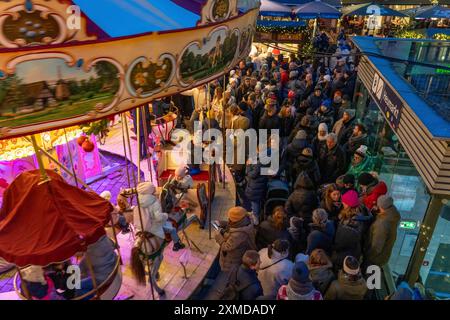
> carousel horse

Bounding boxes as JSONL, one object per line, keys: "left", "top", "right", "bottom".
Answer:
{"left": 130, "top": 231, "right": 166, "bottom": 296}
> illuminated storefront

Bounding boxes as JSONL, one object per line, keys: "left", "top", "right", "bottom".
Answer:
{"left": 352, "top": 36, "right": 450, "bottom": 299}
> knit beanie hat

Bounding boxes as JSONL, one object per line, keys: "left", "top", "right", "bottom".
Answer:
{"left": 355, "top": 145, "right": 368, "bottom": 158}
{"left": 137, "top": 182, "right": 156, "bottom": 195}
{"left": 341, "top": 190, "right": 360, "bottom": 208}
{"left": 100, "top": 190, "right": 112, "bottom": 201}
{"left": 377, "top": 195, "right": 394, "bottom": 210}
{"left": 175, "top": 166, "right": 188, "bottom": 178}
{"left": 324, "top": 74, "right": 331, "bottom": 82}
{"left": 295, "top": 130, "right": 307, "bottom": 140}
{"left": 343, "top": 256, "right": 360, "bottom": 276}
{"left": 292, "top": 261, "right": 310, "bottom": 283}
{"left": 228, "top": 206, "right": 248, "bottom": 223}
{"left": 358, "top": 172, "right": 375, "bottom": 186}
{"left": 318, "top": 122, "right": 328, "bottom": 133}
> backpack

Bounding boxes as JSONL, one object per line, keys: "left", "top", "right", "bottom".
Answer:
{"left": 220, "top": 267, "right": 258, "bottom": 300}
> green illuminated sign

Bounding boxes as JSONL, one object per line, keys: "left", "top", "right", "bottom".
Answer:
{"left": 436, "top": 64, "right": 450, "bottom": 74}
{"left": 400, "top": 221, "right": 417, "bottom": 230}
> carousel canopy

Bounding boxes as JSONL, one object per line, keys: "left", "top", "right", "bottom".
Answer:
{"left": 260, "top": 0, "right": 293, "bottom": 17}
{"left": 341, "top": 2, "right": 408, "bottom": 17}
{"left": 73, "top": 0, "right": 205, "bottom": 37}
{"left": 272, "top": 0, "right": 342, "bottom": 8}
{"left": 294, "top": 0, "right": 342, "bottom": 19}
{"left": 0, "top": 170, "right": 112, "bottom": 267}
{"left": 401, "top": 5, "right": 450, "bottom": 19}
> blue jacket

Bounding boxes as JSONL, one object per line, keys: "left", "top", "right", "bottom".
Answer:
{"left": 306, "top": 221, "right": 336, "bottom": 255}
{"left": 245, "top": 163, "right": 268, "bottom": 202}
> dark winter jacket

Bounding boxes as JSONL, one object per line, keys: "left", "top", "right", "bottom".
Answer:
{"left": 308, "top": 262, "right": 336, "bottom": 295}
{"left": 365, "top": 206, "right": 401, "bottom": 267}
{"left": 312, "top": 137, "right": 327, "bottom": 160}
{"left": 324, "top": 270, "right": 368, "bottom": 300}
{"left": 280, "top": 116, "right": 295, "bottom": 138}
{"left": 318, "top": 144, "right": 347, "bottom": 184}
{"left": 287, "top": 138, "right": 310, "bottom": 161}
{"left": 314, "top": 108, "right": 335, "bottom": 130}
{"left": 306, "top": 93, "right": 323, "bottom": 112}
{"left": 344, "top": 133, "right": 368, "bottom": 158}
{"left": 245, "top": 163, "right": 268, "bottom": 202}
{"left": 331, "top": 219, "right": 363, "bottom": 269}
{"left": 285, "top": 174, "right": 318, "bottom": 224}
{"left": 259, "top": 112, "right": 281, "bottom": 132}
{"left": 294, "top": 155, "right": 321, "bottom": 189}
{"left": 306, "top": 221, "right": 336, "bottom": 255}
{"left": 320, "top": 199, "right": 342, "bottom": 222}
{"left": 251, "top": 103, "right": 265, "bottom": 130}
{"left": 333, "top": 116, "right": 355, "bottom": 146}
{"left": 234, "top": 264, "right": 264, "bottom": 300}
{"left": 256, "top": 216, "right": 290, "bottom": 251}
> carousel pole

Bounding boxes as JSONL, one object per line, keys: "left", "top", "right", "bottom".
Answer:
{"left": 222, "top": 74, "right": 226, "bottom": 190}
{"left": 207, "top": 82, "right": 212, "bottom": 240}
{"left": 120, "top": 113, "right": 133, "bottom": 203}
{"left": 24, "top": 137, "right": 94, "bottom": 192}
{"left": 123, "top": 111, "right": 156, "bottom": 300}
{"left": 63, "top": 128, "right": 79, "bottom": 188}
{"left": 140, "top": 104, "right": 154, "bottom": 184}
{"left": 136, "top": 108, "right": 142, "bottom": 183}
{"left": 30, "top": 135, "right": 50, "bottom": 184}
{"left": 84, "top": 253, "right": 101, "bottom": 300}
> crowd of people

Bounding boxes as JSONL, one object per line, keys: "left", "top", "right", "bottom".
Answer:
{"left": 195, "top": 37, "right": 432, "bottom": 300}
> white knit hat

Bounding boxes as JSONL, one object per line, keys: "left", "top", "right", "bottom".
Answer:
{"left": 343, "top": 256, "right": 360, "bottom": 276}
{"left": 324, "top": 74, "right": 331, "bottom": 82}
{"left": 100, "top": 191, "right": 112, "bottom": 201}
{"left": 355, "top": 145, "right": 368, "bottom": 158}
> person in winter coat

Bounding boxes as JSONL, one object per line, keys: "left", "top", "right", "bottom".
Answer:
{"left": 306, "top": 87, "right": 324, "bottom": 113}
{"left": 287, "top": 216, "right": 307, "bottom": 256}
{"left": 289, "top": 114, "right": 317, "bottom": 143}
{"left": 343, "top": 70, "right": 357, "bottom": 100}
{"left": 307, "top": 249, "right": 335, "bottom": 295}
{"left": 314, "top": 101, "right": 334, "bottom": 130}
{"left": 312, "top": 123, "right": 328, "bottom": 159}
{"left": 277, "top": 261, "right": 323, "bottom": 300}
{"left": 346, "top": 145, "right": 376, "bottom": 183}
{"left": 320, "top": 183, "right": 342, "bottom": 222}
{"left": 306, "top": 209, "right": 336, "bottom": 256}
{"left": 248, "top": 92, "right": 264, "bottom": 131}
{"left": 364, "top": 195, "right": 401, "bottom": 268}
{"left": 294, "top": 147, "right": 321, "bottom": 189}
{"left": 215, "top": 207, "right": 257, "bottom": 272}
{"left": 245, "top": 161, "right": 268, "bottom": 221}
{"left": 279, "top": 105, "right": 295, "bottom": 151}
{"left": 331, "top": 190, "right": 365, "bottom": 269}
{"left": 287, "top": 130, "right": 310, "bottom": 161}
{"left": 285, "top": 172, "right": 319, "bottom": 225}
{"left": 21, "top": 265, "right": 64, "bottom": 300}
{"left": 258, "top": 240, "right": 294, "bottom": 299}
{"left": 259, "top": 104, "right": 281, "bottom": 134}
{"left": 256, "top": 206, "right": 290, "bottom": 250}
{"left": 333, "top": 111, "right": 355, "bottom": 146}
{"left": 132, "top": 182, "right": 186, "bottom": 251}
{"left": 358, "top": 172, "right": 388, "bottom": 211}
{"left": 343, "top": 123, "right": 368, "bottom": 160}
{"left": 325, "top": 256, "right": 368, "bottom": 300}
{"left": 319, "top": 133, "right": 347, "bottom": 184}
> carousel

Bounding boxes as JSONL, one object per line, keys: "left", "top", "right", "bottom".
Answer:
{"left": 0, "top": 0, "right": 259, "bottom": 300}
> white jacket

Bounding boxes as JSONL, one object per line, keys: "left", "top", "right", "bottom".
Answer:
{"left": 258, "top": 248, "right": 294, "bottom": 299}
{"left": 133, "top": 193, "right": 168, "bottom": 240}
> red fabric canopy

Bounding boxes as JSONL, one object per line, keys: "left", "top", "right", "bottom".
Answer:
{"left": 0, "top": 170, "right": 113, "bottom": 267}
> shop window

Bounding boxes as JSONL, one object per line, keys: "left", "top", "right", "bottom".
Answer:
{"left": 420, "top": 202, "right": 450, "bottom": 299}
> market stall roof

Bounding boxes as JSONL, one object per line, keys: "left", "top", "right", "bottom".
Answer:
{"left": 272, "top": 0, "right": 342, "bottom": 7}
{"left": 401, "top": 5, "right": 450, "bottom": 19}
{"left": 342, "top": 2, "right": 408, "bottom": 17}
{"left": 0, "top": 170, "right": 113, "bottom": 267}
{"left": 73, "top": 0, "right": 205, "bottom": 37}
{"left": 260, "top": 0, "right": 293, "bottom": 17}
{"left": 257, "top": 19, "right": 307, "bottom": 27}
{"left": 294, "top": 0, "right": 342, "bottom": 19}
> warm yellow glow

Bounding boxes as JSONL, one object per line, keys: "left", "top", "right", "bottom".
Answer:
{"left": 0, "top": 127, "right": 83, "bottom": 161}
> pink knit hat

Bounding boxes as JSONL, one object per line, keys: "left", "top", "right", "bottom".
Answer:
{"left": 341, "top": 190, "right": 360, "bottom": 208}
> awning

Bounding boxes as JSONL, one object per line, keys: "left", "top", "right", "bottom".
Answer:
{"left": 294, "top": 0, "right": 342, "bottom": 19}
{"left": 257, "top": 19, "right": 307, "bottom": 27}
{"left": 401, "top": 5, "right": 450, "bottom": 19}
{"left": 271, "top": 0, "right": 342, "bottom": 8}
{"left": 342, "top": 2, "right": 408, "bottom": 17}
{"left": 0, "top": 170, "right": 113, "bottom": 267}
{"left": 73, "top": 0, "right": 203, "bottom": 37}
{"left": 260, "top": 0, "right": 294, "bottom": 17}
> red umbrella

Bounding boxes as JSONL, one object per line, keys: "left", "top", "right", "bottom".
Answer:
{"left": 0, "top": 170, "right": 113, "bottom": 267}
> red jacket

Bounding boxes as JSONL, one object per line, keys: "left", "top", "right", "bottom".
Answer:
{"left": 363, "top": 181, "right": 388, "bottom": 209}
{"left": 281, "top": 71, "right": 289, "bottom": 86}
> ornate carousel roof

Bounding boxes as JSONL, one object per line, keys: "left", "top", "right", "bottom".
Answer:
{"left": 0, "top": 0, "right": 260, "bottom": 139}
